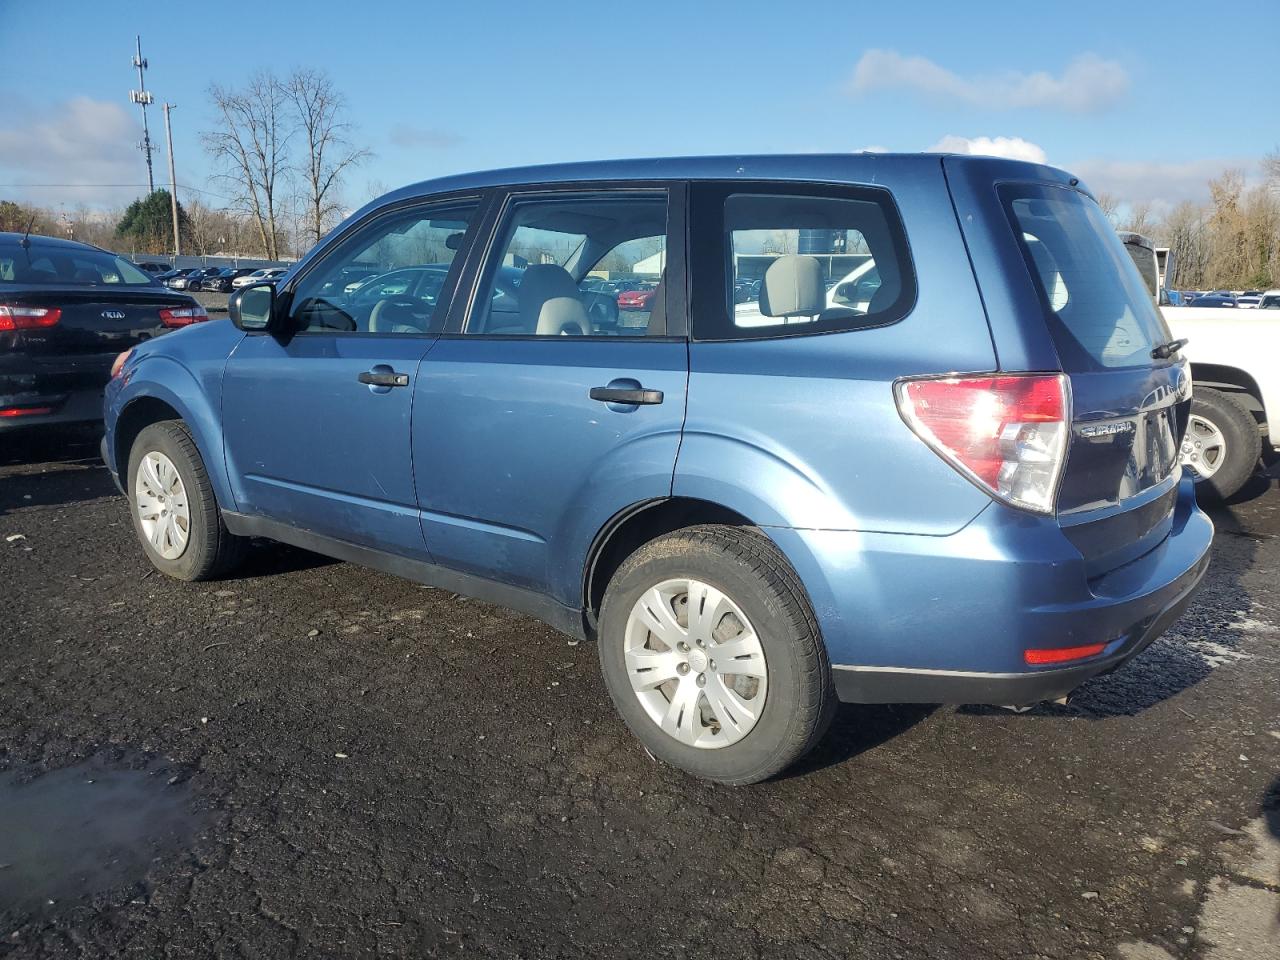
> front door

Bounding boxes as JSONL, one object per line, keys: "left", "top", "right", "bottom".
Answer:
{"left": 414, "top": 187, "right": 689, "bottom": 607}
{"left": 221, "top": 197, "right": 483, "bottom": 559}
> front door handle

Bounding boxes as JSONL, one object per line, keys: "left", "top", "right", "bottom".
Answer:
{"left": 358, "top": 370, "right": 409, "bottom": 387}
{"left": 589, "top": 386, "right": 663, "bottom": 405}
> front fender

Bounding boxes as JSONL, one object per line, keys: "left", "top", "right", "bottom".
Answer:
{"left": 109, "top": 354, "right": 236, "bottom": 511}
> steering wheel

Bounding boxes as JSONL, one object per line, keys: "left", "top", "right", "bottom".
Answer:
{"left": 368, "top": 297, "right": 430, "bottom": 334}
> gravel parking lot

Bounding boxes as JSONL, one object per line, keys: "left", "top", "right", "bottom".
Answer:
{"left": 1, "top": 429, "right": 1277, "bottom": 960}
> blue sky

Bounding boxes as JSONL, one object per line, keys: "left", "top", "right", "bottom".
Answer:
{"left": 1, "top": 0, "right": 1276, "bottom": 215}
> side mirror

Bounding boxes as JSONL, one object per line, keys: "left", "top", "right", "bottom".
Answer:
{"left": 229, "top": 282, "right": 279, "bottom": 333}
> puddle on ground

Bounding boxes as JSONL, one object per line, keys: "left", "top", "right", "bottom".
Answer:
{"left": 0, "top": 757, "right": 205, "bottom": 916}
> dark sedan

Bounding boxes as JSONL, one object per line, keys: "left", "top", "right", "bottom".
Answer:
{"left": 162, "top": 268, "right": 202, "bottom": 289}
{"left": 199, "top": 267, "right": 256, "bottom": 293}
{"left": 183, "top": 267, "right": 227, "bottom": 292}
{"left": 0, "top": 233, "right": 208, "bottom": 430}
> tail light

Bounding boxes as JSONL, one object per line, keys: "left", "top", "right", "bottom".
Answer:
{"left": 0, "top": 305, "right": 62, "bottom": 330}
{"left": 111, "top": 348, "right": 134, "bottom": 380}
{"left": 895, "top": 373, "right": 1070, "bottom": 515}
{"left": 159, "top": 304, "right": 209, "bottom": 327}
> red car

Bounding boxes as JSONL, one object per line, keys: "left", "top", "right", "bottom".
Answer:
{"left": 616, "top": 287, "right": 657, "bottom": 310}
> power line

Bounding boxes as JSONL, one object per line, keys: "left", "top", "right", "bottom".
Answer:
{"left": 0, "top": 183, "right": 241, "bottom": 204}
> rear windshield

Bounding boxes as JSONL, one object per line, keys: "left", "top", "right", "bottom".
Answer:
{"left": 0, "top": 242, "right": 154, "bottom": 286}
{"left": 1000, "top": 184, "right": 1170, "bottom": 370}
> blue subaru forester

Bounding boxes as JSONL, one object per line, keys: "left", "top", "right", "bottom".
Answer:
{"left": 102, "top": 154, "right": 1213, "bottom": 784}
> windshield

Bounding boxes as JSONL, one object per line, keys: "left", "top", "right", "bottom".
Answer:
{"left": 0, "top": 242, "right": 155, "bottom": 286}
{"left": 1000, "top": 184, "right": 1170, "bottom": 370}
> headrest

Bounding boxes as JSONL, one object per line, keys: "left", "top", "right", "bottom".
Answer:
{"left": 759, "top": 255, "right": 824, "bottom": 318}
{"left": 536, "top": 296, "right": 590, "bottom": 336}
{"left": 518, "top": 263, "right": 578, "bottom": 330}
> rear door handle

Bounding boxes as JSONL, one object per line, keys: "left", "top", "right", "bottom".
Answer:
{"left": 589, "top": 386, "right": 664, "bottom": 405}
{"left": 358, "top": 370, "right": 409, "bottom": 387}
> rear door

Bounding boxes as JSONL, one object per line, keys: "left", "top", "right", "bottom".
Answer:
{"left": 414, "top": 184, "right": 689, "bottom": 606}
{"left": 948, "top": 160, "right": 1189, "bottom": 576}
{"left": 220, "top": 196, "right": 482, "bottom": 559}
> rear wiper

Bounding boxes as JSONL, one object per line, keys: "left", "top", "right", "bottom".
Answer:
{"left": 1151, "top": 337, "right": 1189, "bottom": 360}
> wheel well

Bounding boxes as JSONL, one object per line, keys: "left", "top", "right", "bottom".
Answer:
{"left": 113, "top": 397, "right": 183, "bottom": 482}
{"left": 1192, "top": 363, "right": 1268, "bottom": 432}
{"left": 583, "top": 497, "right": 756, "bottom": 628}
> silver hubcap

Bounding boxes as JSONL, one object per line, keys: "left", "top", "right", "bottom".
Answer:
{"left": 135, "top": 451, "right": 190, "bottom": 560}
{"left": 1181, "top": 414, "right": 1226, "bottom": 480}
{"left": 624, "top": 578, "right": 768, "bottom": 749}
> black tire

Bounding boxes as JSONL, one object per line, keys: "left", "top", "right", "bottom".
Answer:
{"left": 1186, "top": 388, "right": 1260, "bottom": 501}
{"left": 127, "top": 420, "right": 246, "bottom": 581}
{"left": 597, "top": 525, "right": 835, "bottom": 785}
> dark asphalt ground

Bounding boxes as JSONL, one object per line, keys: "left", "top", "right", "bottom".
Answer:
{"left": 1, "top": 427, "right": 1277, "bottom": 960}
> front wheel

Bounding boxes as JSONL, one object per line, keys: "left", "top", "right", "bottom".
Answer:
{"left": 1182, "top": 388, "right": 1260, "bottom": 501}
{"left": 597, "top": 525, "right": 835, "bottom": 785}
{"left": 127, "top": 420, "right": 246, "bottom": 581}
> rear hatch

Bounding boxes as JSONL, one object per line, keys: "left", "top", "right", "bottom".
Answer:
{"left": 999, "top": 182, "right": 1188, "bottom": 576}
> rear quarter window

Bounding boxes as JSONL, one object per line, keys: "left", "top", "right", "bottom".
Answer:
{"left": 1000, "top": 183, "right": 1170, "bottom": 370}
{"left": 690, "top": 183, "right": 915, "bottom": 341}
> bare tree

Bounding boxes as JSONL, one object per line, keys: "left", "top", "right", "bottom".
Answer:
{"left": 286, "top": 69, "right": 369, "bottom": 246}
{"left": 1093, "top": 191, "right": 1121, "bottom": 225}
{"left": 204, "top": 73, "right": 292, "bottom": 260}
{"left": 1119, "top": 200, "right": 1155, "bottom": 236}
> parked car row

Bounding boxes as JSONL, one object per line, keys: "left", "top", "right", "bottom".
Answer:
{"left": 152, "top": 266, "right": 287, "bottom": 292}
{"left": 1172, "top": 289, "right": 1280, "bottom": 309}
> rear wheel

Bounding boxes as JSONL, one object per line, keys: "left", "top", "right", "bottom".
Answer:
{"left": 127, "top": 420, "right": 245, "bottom": 580}
{"left": 597, "top": 525, "right": 835, "bottom": 785}
{"left": 1182, "top": 388, "right": 1260, "bottom": 501}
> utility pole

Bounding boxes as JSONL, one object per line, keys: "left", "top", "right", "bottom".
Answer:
{"left": 163, "top": 103, "right": 181, "bottom": 258}
{"left": 128, "top": 35, "right": 156, "bottom": 194}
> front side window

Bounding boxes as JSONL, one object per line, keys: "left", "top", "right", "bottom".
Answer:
{"left": 691, "top": 186, "right": 915, "bottom": 340}
{"left": 288, "top": 199, "right": 479, "bottom": 335}
{"left": 466, "top": 192, "right": 668, "bottom": 337}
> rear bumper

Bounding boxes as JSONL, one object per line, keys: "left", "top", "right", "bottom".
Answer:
{"left": 0, "top": 383, "right": 107, "bottom": 431}
{"left": 830, "top": 549, "right": 1208, "bottom": 704}
{"left": 772, "top": 476, "right": 1214, "bottom": 705}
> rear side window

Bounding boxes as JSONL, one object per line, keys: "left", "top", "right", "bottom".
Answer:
{"left": 1001, "top": 184, "right": 1170, "bottom": 370}
{"left": 690, "top": 184, "right": 914, "bottom": 341}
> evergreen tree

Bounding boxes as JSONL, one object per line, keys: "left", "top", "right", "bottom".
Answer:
{"left": 116, "top": 191, "right": 191, "bottom": 253}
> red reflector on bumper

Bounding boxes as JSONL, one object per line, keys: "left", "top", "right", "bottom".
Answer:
{"left": 1024, "top": 643, "right": 1108, "bottom": 666}
{"left": 0, "top": 406, "right": 54, "bottom": 418}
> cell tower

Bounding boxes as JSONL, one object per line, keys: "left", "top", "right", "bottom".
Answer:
{"left": 128, "top": 35, "right": 156, "bottom": 194}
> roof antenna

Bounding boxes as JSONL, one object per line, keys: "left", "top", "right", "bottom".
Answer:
{"left": 19, "top": 212, "right": 36, "bottom": 249}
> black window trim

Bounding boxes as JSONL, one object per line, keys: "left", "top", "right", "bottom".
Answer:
{"left": 441, "top": 179, "right": 690, "bottom": 341}
{"left": 688, "top": 179, "right": 917, "bottom": 342}
{"left": 276, "top": 189, "right": 490, "bottom": 339}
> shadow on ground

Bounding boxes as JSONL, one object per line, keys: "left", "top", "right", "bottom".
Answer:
{"left": 777, "top": 703, "right": 936, "bottom": 779}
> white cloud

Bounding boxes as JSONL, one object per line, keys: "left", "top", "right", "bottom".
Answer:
{"left": 849, "top": 50, "right": 1129, "bottom": 113}
{"left": 927, "top": 135, "right": 1048, "bottom": 163}
{"left": 0, "top": 97, "right": 146, "bottom": 208}
{"left": 1066, "top": 157, "right": 1260, "bottom": 212}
